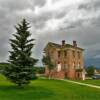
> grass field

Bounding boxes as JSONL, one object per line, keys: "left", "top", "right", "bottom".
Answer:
{"left": 76, "top": 79, "right": 100, "bottom": 86}
{"left": 0, "top": 75, "right": 100, "bottom": 100}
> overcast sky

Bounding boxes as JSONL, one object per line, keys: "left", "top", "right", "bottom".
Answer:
{"left": 0, "top": 0, "right": 100, "bottom": 67}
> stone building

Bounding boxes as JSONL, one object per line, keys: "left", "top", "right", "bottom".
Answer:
{"left": 43, "top": 40, "right": 85, "bottom": 80}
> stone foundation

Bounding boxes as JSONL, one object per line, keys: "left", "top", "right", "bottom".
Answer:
{"left": 45, "top": 71, "right": 65, "bottom": 79}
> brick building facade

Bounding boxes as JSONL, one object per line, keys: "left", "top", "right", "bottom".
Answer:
{"left": 43, "top": 40, "right": 85, "bottom": 80}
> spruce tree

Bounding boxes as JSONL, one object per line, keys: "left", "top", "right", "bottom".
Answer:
{"left": 3, "top": 19, "right": 38, "bottom": 86}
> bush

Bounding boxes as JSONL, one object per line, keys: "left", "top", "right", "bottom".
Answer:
{"left": 34, "top": 67, "right": 45, "bottom": 74}
{"left": 0, "top": 63, "right": 10, "bottom": 73}
{"left": 86, "top": 66, "right": 95, "bottom": 76}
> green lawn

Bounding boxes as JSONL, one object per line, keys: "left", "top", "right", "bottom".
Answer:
{"left": 76, "top": 79, "right": 100, "bottom": 86}
{"left": 0, "top": 75, "right": 100, "bottom": 100}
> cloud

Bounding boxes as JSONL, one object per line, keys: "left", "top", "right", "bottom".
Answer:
{"left": 0, "top": 0, "right": 100, "bottom": 67}
{"left": 31, "top": 0, "right": 100, "bottom": 32}
{"left": 34, "top": 0, "right": 46, "bottom": 7}
{"left": 78, "top": 0, "right": 100, "bottom": 10}
{"left": 94, "top": 55, "right": 100, "bottom": 59}
{"left": 0, "top": 0, "right": 46, "bottom": 12}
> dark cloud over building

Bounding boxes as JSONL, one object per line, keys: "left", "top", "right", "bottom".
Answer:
{"left": 0, "top": 0, "right": 100, "bottom": 67}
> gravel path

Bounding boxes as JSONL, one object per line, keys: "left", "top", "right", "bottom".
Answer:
{"left": 59, "top": 79, "right": 100, "bottom": 89}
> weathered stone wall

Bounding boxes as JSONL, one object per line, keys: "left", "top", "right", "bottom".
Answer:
{"left": 44, "top": 42, "right": 85, "bottom": 80}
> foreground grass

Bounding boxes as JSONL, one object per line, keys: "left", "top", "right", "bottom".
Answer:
{"left": 76, "top": 79, "right": 100, "bottom": 86}
{"left": 0, "top": 75, "right": 100, "bottom": 100}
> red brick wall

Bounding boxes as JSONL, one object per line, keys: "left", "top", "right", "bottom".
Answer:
{"left": 52, "top": 71, "right": 65, "bottom": 79}
{"left": 45, "top": 70, "right": 65, "bottom": 79}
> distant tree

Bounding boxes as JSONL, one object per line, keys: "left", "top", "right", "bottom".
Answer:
{"left": 0, "top": 63, "right": 10, "bottom": 73}
{"left": 42, "top": 55, "right": 55, "bottom": 79}
{"left": 34, "top": 66, "right": 45, "bottom": 75}
{"left": 3, "top": 19, "right": 38, "bottom": 86}
{"left": 86, "top": 66, "right": 95, "bottom": 76}
{"left": 34, "top": 67, "right": 45, "bottom": 74}
{"left": 38, "top": 67, "right": 45, "bottom": 74}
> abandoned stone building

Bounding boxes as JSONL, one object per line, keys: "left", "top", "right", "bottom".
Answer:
{"left": 43, "top": 40, "right": 85, "bottom": 80}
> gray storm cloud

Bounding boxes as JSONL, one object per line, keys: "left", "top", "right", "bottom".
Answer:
{"left": 0, "top": 0, "right": 100, "bottom": 67}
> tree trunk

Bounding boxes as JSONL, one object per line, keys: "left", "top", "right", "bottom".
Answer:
{"left": 48, "top": 70, "right": 51, "bottom": 80}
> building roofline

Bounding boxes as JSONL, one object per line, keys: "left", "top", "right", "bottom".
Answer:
{"left": 44, "top": 42, "right": 84, "bottom": 51}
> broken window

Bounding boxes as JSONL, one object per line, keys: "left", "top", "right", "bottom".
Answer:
{"left": 58, "top": 51, "right": 61, "bottom": 57}
{"left": 64, "top": 50, "right": 67, "bottom": 57}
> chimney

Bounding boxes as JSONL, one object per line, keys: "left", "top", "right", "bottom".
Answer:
{"left": 73, "top": 40, "right": 77, "bottom": 47}
{"left": 62, "top": 40, "right": 65, "bottom": 46}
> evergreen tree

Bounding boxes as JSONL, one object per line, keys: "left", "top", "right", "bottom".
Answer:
{"left": 3, "top": 19, "right": 38, "bottom": 86}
